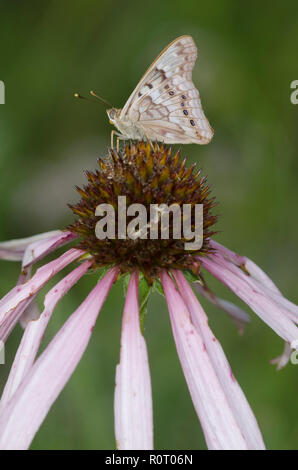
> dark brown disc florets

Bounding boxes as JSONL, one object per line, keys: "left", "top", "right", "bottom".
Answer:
{"left": 68, "top": 142, "right": 217, "bottom": 284}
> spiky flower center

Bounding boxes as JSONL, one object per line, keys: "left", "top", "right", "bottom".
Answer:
{"left": 68, "top": 142, "right": 217, "bottom": 283}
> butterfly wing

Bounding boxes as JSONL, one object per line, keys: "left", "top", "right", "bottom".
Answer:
{"left": 120, "top": 35, "right": 213, "bottom": 144}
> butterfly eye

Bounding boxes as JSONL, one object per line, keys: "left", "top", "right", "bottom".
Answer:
{"left": 107, "top": 108, "right": 117, "bottom": 121}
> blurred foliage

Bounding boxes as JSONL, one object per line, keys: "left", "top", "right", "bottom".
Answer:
{"left": 0, "top": 0, "right": 298, "bottom": 450}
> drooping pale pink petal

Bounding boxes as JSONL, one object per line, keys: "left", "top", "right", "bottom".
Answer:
{"left": 201, "top": 255, "right": 298, "bottom": 344}
{"left": 194, "top": 282, "right": 250, "bottom": 333}
{"left": 173, "top": 270, "right": 265, "bottom": 450}
{"left": 19, "top": 301, "right": 40, "bottom": 329}
{"left": 210, "top": 240, "right": 281, "bottom": 294}
{"left": 16, "top": 267, "right": 41, "bottom": 329}
{"left": 114, "top": 271, "right": 153, "bottom": 450}
{"left": 210, "top": 240, "right": 298, "bottom": 322}
{"left": 0, "top": 231, "right": 62, "bottom": 262}
{"left": 210, "top": 240, "right": 280, "bottom": 294}
{"left": 270, "top": 342, "right": 293, "bottom": 370}
{"left": 0, "top": 266, "right": 39, "bottom": 343}
{"left": 3, "top": 268, "right": 40, "bottom": 339}
{"left": 0, "top": 260, "right": 92, "bottom": 410}
{"left": 257, "top": 286, "right": 298, "bottom": 324}
{"left": 0, "top": 248, "right": 84, "bottom": 342}
{"left": 0, "top": 267, "right": 118, "bottom": 450}
{"left": 22, "top": 230, "right": 77, "bottom": 269}
{"left": 0, "top": 230, "right": 77, "bottom": 329}
{"left": 161, "top": 270, "right": 249, "bottom": 450}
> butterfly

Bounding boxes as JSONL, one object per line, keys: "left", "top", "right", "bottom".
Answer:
{"left": 106, "top": 35, "right": 214, "bottom": 150}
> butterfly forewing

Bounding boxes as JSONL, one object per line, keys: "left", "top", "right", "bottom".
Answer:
{"left": 119, "top": 36, "right": 213, "bottom": 145}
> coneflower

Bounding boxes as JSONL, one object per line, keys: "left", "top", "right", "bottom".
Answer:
{"left": 0, "top": 142, "right": 297, "bottom": 450}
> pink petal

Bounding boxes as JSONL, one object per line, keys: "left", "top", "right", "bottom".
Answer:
{"left": 0, "top": 267, "right": 118, "bottom": 450}
{"left": 16, "top": 268, "right": 41, "bottom": 329}
{"left": 194, "top": 282, "right": 250, "bottom": 333}
{"left": 173, "top": 270, "right": 265, "bottom": 450}
{"left": 22, "top": 230, "right": 77, "bottom": 269}
{"left": 0, "top": 260, "right": 92, "bottom": 410}
{"left": 0, "top": 230, "right": 77, "bottom": 330}
{"left": 19, "top": 301, "right": 41, "bottom": 329}
{"left": 270, "top": 342, "right": 293, "bottom": 370}
{"left": 256, "top": 287, "right": 298, "bottom": 324}
{"left": 0, "top": 248, "right": 84, "bottom": 342}
{"left": 210, "top": 240, "right": 281, "bottom": 294}
{"left": 161, "top": 270, "right": 249, "bottom": 450}
{"left": 0, "top": 296, "right": 41, "bottom": 344}
{"left": 114, "top": 271, "right": 153, "bottom": 450}
{"left": 201, "top": 255, "right": 298, "bottom": 343}
{"left": 11, "top": 267, "right": 41, "bottom": 329}
{"left": 210, "top": 240, "right": 298, "bottom": 323}
{"left": 0, "top": 231, "right": 62, "bottom": 262}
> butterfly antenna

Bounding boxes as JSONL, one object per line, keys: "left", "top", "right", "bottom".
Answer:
{"left": 90, "top": 90, "right": 112, "bottom": 107}
{"left": 74, "top": 92, "right": 97, "bottom": 104}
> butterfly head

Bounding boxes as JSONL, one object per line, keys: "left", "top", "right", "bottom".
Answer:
{"left": 107, "top": 108, "right": 121, "bottom": 125}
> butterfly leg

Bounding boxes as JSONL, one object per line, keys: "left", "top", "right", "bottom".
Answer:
{"left": 149, "top": 140, "right": 155, "bottom": 151}
{"left": 143, "top": 132, "right": 155, "bottom": 151}
{"left": 116, "top": 136, "right": 129, "bottom": 152}
{"left": 111, "top": 130, "right": 128, "bottom": 152}
{"left": 111, "top": 130, "right": 116, "bottom": 150}
{"left": 115, "top": 135, "right": 129, "bottom": 152}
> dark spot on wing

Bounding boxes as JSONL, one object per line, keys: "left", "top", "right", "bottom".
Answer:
{"left": 169, "top": 91, "right": 174, "bottom": 96}
{"left": 182, "top": 94, "right": 187, "bottom": 100}
{"left": 156, "top": 67, "right": 167, "bottom": 82}
{"left": 183, "top": 110, "right": 188, "bottom": 116}
{"left": 138, "top": 92, "right": 142, "bottom": 97}
{"left": 165, "top": 85, "right": 170, "bottom": 89}
{"left": 190, "top": 119, "right": 195, "bottom": 126}
{"left": 146, "top": 83, "right": 153, "bottom": 89}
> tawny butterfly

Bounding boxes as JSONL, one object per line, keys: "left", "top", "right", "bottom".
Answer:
{"left": 106, "top": 35, "right": 213, "bottom": 149}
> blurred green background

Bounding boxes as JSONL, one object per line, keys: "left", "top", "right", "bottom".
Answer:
{"left": 0, "top": 0, "right": 298, "bottom": 450}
